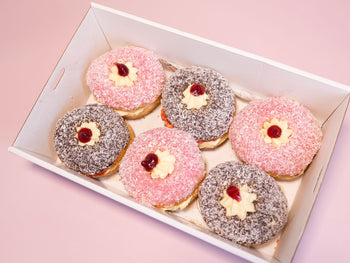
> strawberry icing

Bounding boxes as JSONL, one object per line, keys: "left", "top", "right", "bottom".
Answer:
{"left": 86, "top": 46, "right": 164, "bottom": 111}
{"left": 229, "top": 97, "right": 322, "bottom": 177}
{"left": 119, "top": 127, "right": 205, "bottom": 208}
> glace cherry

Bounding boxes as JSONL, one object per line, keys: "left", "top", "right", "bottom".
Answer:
{"left": 141, "top": 153, "right": 159, "bottom": 172}
{"left": 189, "top": 84, "right": 205, "bottom": 96}
{"left": 116, "top": 63, "right": 129, "bottom": 77}
{"left": 78, "top": 128, "right": 93, "bottom": 143}
{"left": 226, "top": 185, "right": 241, "bottom": 202}
{"left": 267, "top": 125, "right": 282, "bottom": 138}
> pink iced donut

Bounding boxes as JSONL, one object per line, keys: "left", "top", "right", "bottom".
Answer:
{"left": 229, "top": 97, "right": 322, "bottom": 179}
{"left": 119, "top": 127, "right": 205, "bottom": 210}
{"left": 86, "top": 46, "right": 165, "bottom": 118}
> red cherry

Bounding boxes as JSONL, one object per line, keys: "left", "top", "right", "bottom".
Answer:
{"left": 267, "top": 125, "right": 282, "bottom": 138}
{"left": 78, "top": 128, "right": 93, "bottom": 143}
{"left": 226, "top": 185, "right": 241, "bottom": 202}
{"left": 190, "top": 84, "right": 205, "bottom": 96}
{"left": 116, "top": 63, "right": 129, "bottom": 77}
{"left": 141, "top": 153, "right": 159, "bottom": 172}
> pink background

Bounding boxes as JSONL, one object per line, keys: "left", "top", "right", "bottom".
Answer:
{"left": 1, "top": 0, "right": 350, "bottom": 262}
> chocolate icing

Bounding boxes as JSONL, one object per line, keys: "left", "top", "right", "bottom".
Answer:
{"left": 54, "top": 104, "right": 130, "bottom": 176}
{"left": 161, "top": 66, "right": 235, "bottom": 141}
{"left": 199, "top": 161, "right": 288, "bottom": 246}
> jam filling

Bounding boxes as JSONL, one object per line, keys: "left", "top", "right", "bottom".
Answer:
{"left": 141, "top": 153, "right": 159, "bottom": 172}
{"left": 267, "top": 125, "right": 282, "bottom": 138}
{"left": 226, "top": 185, "right": 241, "bottom": 202}
{"left": 189, "top": 84, "right": 205, "bottom": 96}
{"left": 78, "top": 128, "right": 93, "bottom": 143}
{"left": 160, "top": 108, "right": 174, "bottom": 128}
{"left": 115, "top": 63, "right": 129, "bottom": 77}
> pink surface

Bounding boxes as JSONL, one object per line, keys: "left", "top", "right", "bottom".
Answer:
{"left": 1, "top": 0, "right": 349, "bottom": 263}
{"left": 229, "top": 97, "right": 323, "bottom": 177}
{"left": 86, "top": 46, "right": 164, "bottom": 111}
{"left": 120, "top": 127, "right": 205, "bottom": 208}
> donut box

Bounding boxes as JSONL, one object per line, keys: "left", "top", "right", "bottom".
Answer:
{"left": 9, "top": 3, "right": 350, "bottom": 263}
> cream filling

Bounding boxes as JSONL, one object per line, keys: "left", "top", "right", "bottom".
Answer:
{"left": 117, "top": 106, "right": 146, "bottom": 117}
{"left": 220, "top": 185, "right": 257, "bottom": 220}
{"left": 198, "top": 136, "right": 223, "bottom": 148}
{"left": 260, "top": 118, "right": 293, "bottom": 147}
{"left": 181, "top": 85, "right": 208, "bottom": 109}
{"left": 109, "top": 62, "right": 138, "bottom": 87}
{"left": 116, "top": 96, "right": 161, "bottom": 119}
{"left": 75, "top": 122, "right": 100, "bottom": 146}
{"left": 150, "top": 150, "right": 176, "bottom": 179}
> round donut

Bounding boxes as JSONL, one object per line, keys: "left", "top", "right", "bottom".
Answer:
{"left": 86, "top": 46, "right": 165, "bottom": 119}
{"left": 54, "top": 104, "right": 134, "bottom": 177}
{"left": 229, "top": 96, "right": 322, "bottom": 179}
{"left": 119, "top": 127, "right": 206, "bottom": 210}
{"left": 199, "top": 161, "right": 288, "bottom": 246}
{"left": 161, "top": 66, "right": 236, "bottom": 149}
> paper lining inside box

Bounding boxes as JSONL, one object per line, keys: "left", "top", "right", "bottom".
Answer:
{"left": 9, "top": 3, "right": 350, "bottom": 263}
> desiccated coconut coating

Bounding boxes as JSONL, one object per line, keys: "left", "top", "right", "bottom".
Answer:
{"left": 199, "top": 162, "right": 288, "bottom": 246}
{"left": 161, "top": 66, "right": 235, "bottom": 141}
{"left": 229, "top": 97, "right": 322, "bottom": 178}
{"left": 119, "top": 127, "right": 205, "bottom": 209}
{"left": 86, "top": 46, "right": 164, "bottom": 111}
{"left": 54, "top": 104, "right": 130, "bottom": 176}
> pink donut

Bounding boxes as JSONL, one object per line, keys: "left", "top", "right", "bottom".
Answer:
{"left": 229, "top": 97, "right": 322, "bottom": 179}
{"left": 119, "top": 127, "right": 205, "bottom": 210}
{"left": 86, "top": 46, "right": 164, "bottom": 116}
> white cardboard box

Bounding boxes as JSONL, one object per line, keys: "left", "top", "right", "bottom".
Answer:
{"left": 9, "top": 3, "right": 350, "bottom": 263}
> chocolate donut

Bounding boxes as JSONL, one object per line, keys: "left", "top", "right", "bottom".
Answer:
{"left": 54, "top": 104, "right": 133, "bottom": 177}
{"left": 161, "top": 66, "right": 235, "bottom": 149}
{"left": 199, "top": 161, "right": 288, "bottom": 246}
